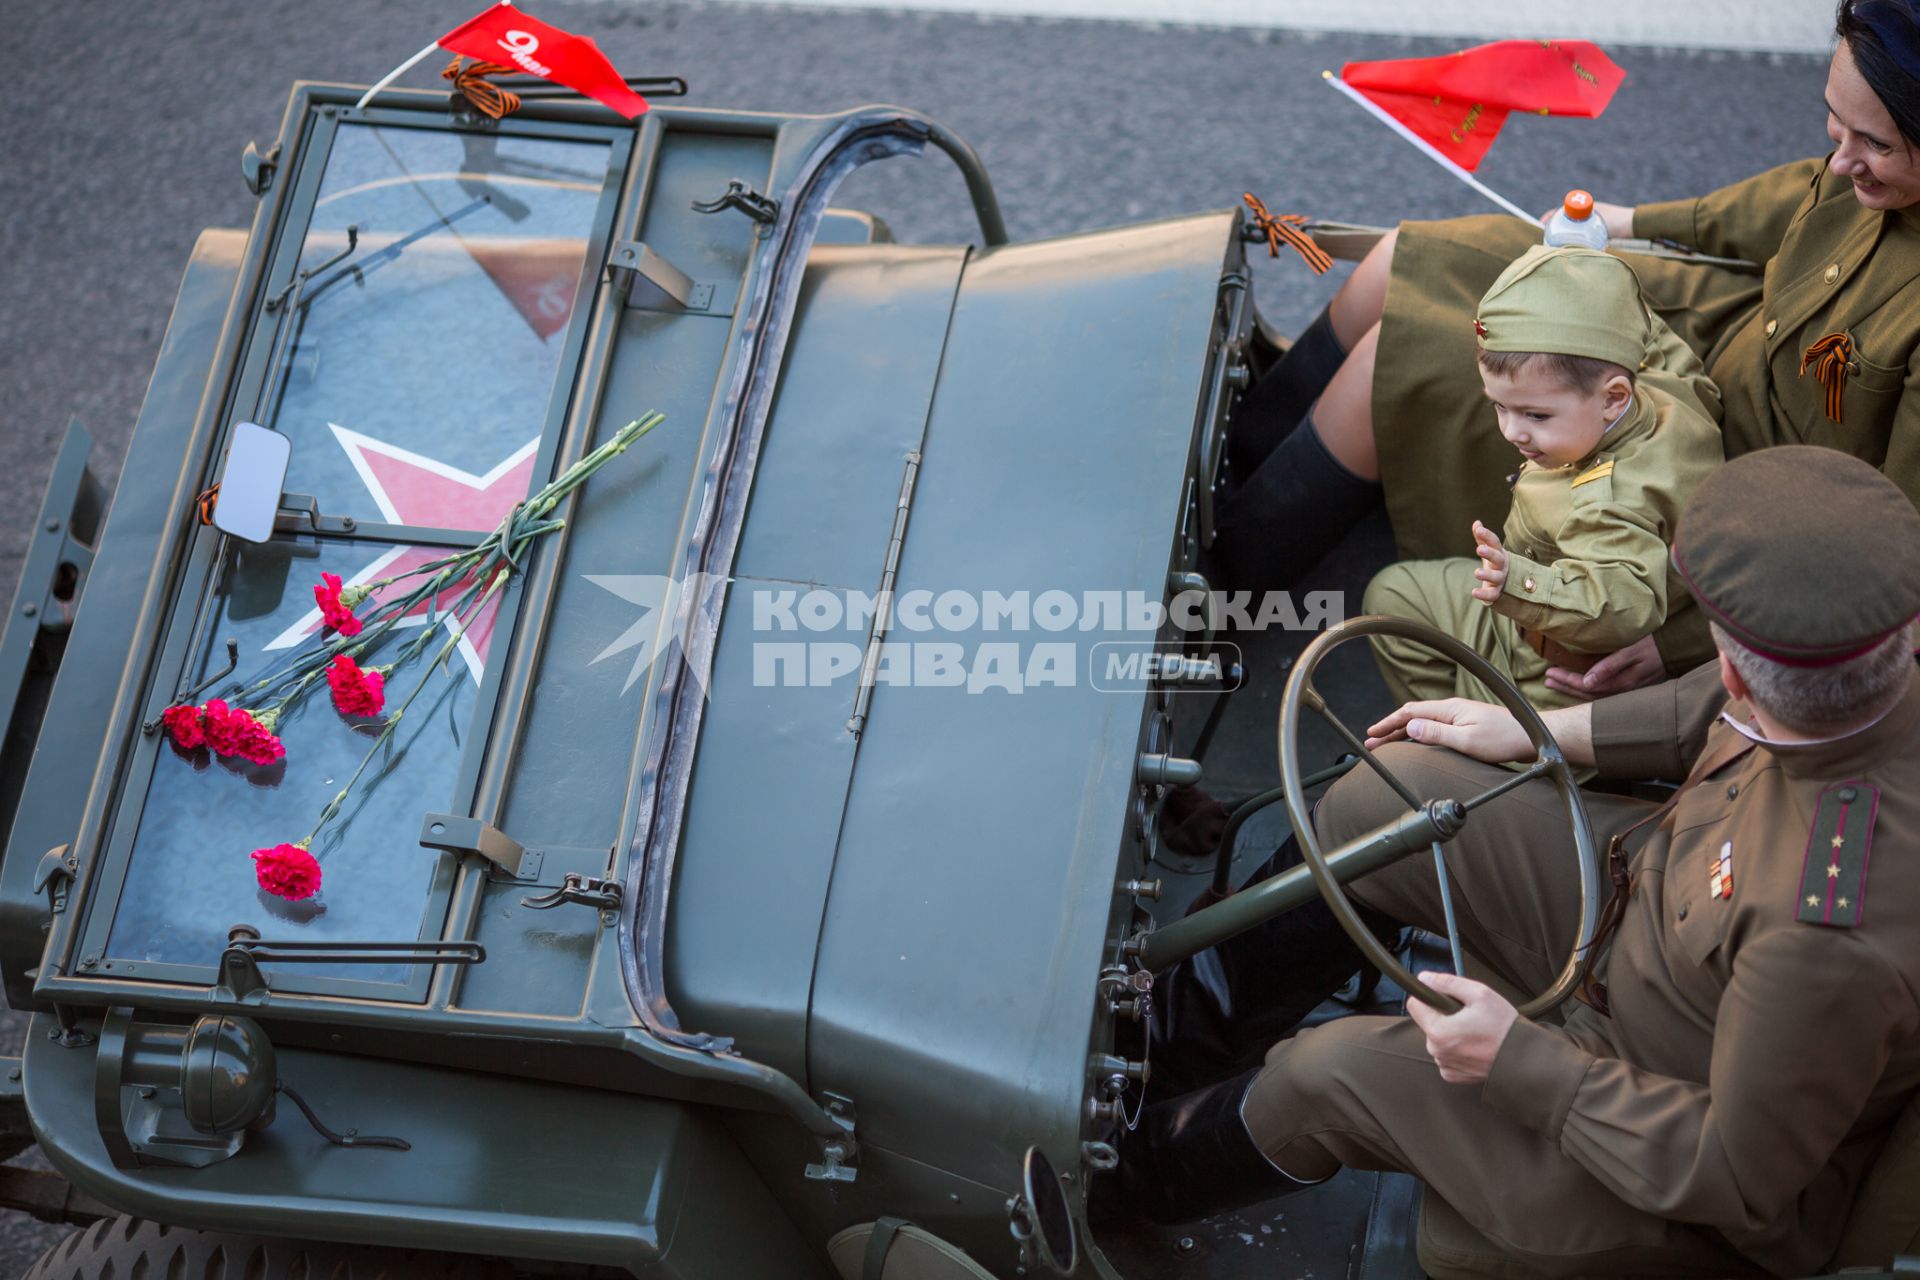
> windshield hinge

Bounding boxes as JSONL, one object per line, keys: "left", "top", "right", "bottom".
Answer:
{"left": 606, "top": 241, "right": 715, "bottom": 313}
{"left": 803, "top": 1092, "right": 859, "bottom": 1184}
{"left": 847, "top": 452, "right": 922, "bottom": 738}
{"left": 418, "top": 812, "right": 532, "bottom": 879}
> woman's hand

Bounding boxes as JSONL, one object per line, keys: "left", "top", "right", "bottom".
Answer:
{"left": 1536, "top": 199, "right": 1635, "bottom": 240}
{"left": 1365, "top": 698, "right": 1534, "bottom": 764}
{"left": 1542, "top": 633, "right": 1665, "bottom": 700}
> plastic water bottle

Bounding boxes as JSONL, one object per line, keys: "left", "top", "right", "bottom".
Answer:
{"left": 1543, "top": 189, "right": 1610, "bottom": 250}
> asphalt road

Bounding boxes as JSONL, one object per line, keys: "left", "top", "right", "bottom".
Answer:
{"left": 1, "top": 2, "right": 1827, "bottom": 1272}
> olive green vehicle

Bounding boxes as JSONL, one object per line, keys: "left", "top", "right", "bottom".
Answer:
{"left": 2, "top": 77, "right": 1918, "bottom": 1280}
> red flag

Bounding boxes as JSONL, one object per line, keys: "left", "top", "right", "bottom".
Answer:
{"left": 1340, "top": 40, "right": 1624, "bottom": 172}
{"left": 440, "top": 4, "right": 648, "bottom": 119}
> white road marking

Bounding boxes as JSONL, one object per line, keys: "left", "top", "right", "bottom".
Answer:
{"left": 667, "top": 0, "right": 1831, "bottom": 54}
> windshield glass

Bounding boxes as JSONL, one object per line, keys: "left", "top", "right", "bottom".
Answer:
{"left": 270, "top": 123, "right": 611, "bottom": 532}
{"left": 89, "top": 119, "right": 618, "bottom": 991}
{"left": 106, "top": 534, "right": 482, "bottom": 983}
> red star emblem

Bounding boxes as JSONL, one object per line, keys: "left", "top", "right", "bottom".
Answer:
{"left": 265, "top": 425, "right": 540, "bottom": 681}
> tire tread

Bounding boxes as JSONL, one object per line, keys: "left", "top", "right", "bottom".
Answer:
{"left": 24, "top": 1217, "right": 520, "bottom": 1280}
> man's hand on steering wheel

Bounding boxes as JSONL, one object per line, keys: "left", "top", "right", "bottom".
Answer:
{"left": 1282, "top": 617, "right": 1603, "bottom": 1017}
{"left": 1407, "top": 973, "right": 1519, "bottom": 1085}
{"left": 1364, "top": 699, "right": 1534, "bottom": 764}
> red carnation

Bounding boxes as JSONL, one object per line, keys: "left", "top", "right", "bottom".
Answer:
{"left": 326, "top": 654, "right": 386, "bottom": 717}
{"left": 252, "top": 841, "right": 322, "bottom": 901}
{"left": 315, "top": 572, "right": 364, "bottom": 638}
{"left": 201, "top": 700, "right": 240, "bottom": 753}
{"left": 161, "top": 704, "right": 206, "bottom": 750}
{"left": 204, "top": 700, "right": 286, "bottom": 767}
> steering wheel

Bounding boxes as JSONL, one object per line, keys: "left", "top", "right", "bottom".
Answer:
{"left": 1279, "top": 615, "right": 1603, "bottom": 1017}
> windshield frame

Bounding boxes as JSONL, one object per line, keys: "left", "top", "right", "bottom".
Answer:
{"left": 66, "top": 102, "right": 633, "bottom": 1001}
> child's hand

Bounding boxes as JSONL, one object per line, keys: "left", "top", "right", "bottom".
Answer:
{"left": 1471, "top": 521, "right": 1508, "bottom": 604}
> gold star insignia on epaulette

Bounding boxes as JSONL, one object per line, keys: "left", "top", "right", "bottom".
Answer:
{"left": 1798, "top": 781, "right": 1878, "bottom": 927}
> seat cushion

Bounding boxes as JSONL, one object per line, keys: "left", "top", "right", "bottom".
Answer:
{"left": 826, "top": 1221, "right": 997, "bottom": 1280}
{"left": 1418, "top": 1192, "right": 1551, "bottom": 1280}
{"left": 1835, "top": 1095, "right": 1920, "bottom": 1269}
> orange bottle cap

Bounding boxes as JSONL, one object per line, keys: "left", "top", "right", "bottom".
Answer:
{"left": 1563, "top": 189, "right": 1595, "bottom": 220}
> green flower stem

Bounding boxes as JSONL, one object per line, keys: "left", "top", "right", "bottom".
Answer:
{"left": 302, "top": 569, "right": 509, "bottom": 847}
{"left": 229, "top": 564, "right": 459, "bottom": 704}
{"left": 227, "top": 413, "right": 656, "bottom": 727}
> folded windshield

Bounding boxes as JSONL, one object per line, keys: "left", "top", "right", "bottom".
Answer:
{"left": 82, "top": 118, "right": 620, "bottom": 995}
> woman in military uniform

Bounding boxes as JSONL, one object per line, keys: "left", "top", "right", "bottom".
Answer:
{"left": 1216, "top": 0, "right": 1920, "bottom": 693}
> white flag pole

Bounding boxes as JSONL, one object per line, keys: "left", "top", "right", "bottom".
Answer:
{"left": 1321, "top": 71, "right": 1538, "bottom": 225}
{"left": 354, "top": 1, "right": 515, "bottom": 112}
{"left": 355, "top": 41, "right": 444, "bottom": 111}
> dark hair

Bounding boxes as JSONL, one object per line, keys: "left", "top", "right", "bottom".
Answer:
{"left": 1837, "top": 0, "right": 1920, "bottom": 148}
{"left": 1474, "top": 348, "right": 1634, "bottom": 394}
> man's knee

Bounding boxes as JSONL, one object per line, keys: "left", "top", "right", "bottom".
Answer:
{"left": 1314, "top": 742, "right": 1443, "bottom": 846}
{"left": 1247, "top": 1017, "right": 1420, "bottom": 1150}
{"left": 1249, "top": 1021, "right": 1356, "bottom": 1138}
{"left": 1260, "top": 1017, "right": 1365, "bottom": 1088}
{"left": 1313, "top": 744, "right": 1485, "bottom": 919}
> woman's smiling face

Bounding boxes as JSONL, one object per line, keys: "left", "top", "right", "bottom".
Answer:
{"left": 1828, "top": 38, "right": 1920, "bottom": 210}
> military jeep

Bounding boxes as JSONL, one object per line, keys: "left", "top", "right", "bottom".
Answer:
{"left": 2, "top": 72, "right": 1918, "bottom": 1280}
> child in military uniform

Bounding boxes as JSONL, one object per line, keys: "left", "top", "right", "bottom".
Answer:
{"left": 1362, "top": 244, "right": 1724, "bottom": 710}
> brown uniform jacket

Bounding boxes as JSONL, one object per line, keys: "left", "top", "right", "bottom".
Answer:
{"left": 1483, "top": 667, "right": 1920, "bottom": 1275}
{"left": 1635, "top": 157, "right": 1920, "bottom": 511}
{"left": 1497, "top": 388, "right": 1723, "bottom": 654}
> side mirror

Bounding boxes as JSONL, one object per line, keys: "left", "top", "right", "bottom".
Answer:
{"left": 210, "top": 422, "right": 291, "bottom": 544}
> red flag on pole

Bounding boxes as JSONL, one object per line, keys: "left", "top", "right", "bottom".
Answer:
{"left": 440, "top": 4, "right": 649, "bottom": 119}
{"left": 1339, "top": 40, "right": 1624, "bottom": 172}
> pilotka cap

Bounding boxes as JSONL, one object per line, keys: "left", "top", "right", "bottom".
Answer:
{"left": 1672, "top": 446, "right": 1920, "bottom": 666}
{"left": 1475, "top": 244, "right": 1650, "bottom": 372}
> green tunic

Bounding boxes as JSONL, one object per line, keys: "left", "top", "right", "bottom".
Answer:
{"left": 1366, "top": 385, "right": 1723, "bottom": 709}
{"left": 1372, "top": 156, "right": 1920, "bottom": 672}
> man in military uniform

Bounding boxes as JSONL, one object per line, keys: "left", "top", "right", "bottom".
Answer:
{"left": 1115, "top": 447, "right": 1920, "bottom": 1277}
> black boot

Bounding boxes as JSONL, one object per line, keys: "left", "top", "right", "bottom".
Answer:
{"left": 1208, "top": 413, "right": 1383, "bottom": 594}
{"left": 1229, "top": 304, "right": 1348, "bottom": 475}
{"left": 1099, "top": 1069, "right": 1325, "bottom": 1226}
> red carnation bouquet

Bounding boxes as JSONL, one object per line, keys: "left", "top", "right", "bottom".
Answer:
{"left": 158, "top": 413, "right": 664, "bottom": 901}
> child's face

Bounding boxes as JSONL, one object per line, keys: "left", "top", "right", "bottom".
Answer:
{"left": 1478, "top": 364, "right": 1631, "bottom": 468}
